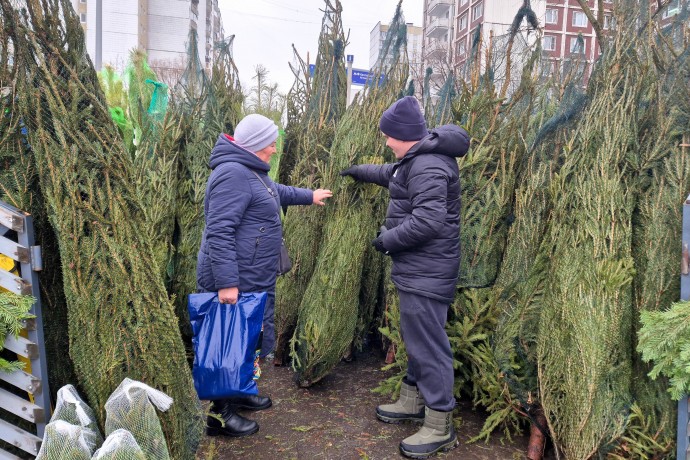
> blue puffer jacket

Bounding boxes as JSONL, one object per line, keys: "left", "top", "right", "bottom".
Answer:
{"left": 345, "top": 125, "right": 469, "bottom": 302}
{"left": 196, "top": 134, "right": 313, "bottom": 293}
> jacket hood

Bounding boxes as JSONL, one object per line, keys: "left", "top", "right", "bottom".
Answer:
{"left": 406, "top": 124, "right": 470, "bottom": 159}
{"left": 209, "top": 134, "right": 271, "bottom": 172}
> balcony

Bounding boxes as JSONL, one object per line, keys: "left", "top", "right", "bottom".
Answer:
{"left": 426, "top": 17, "right": 449, "bottom": 39}
{"left": 428, "top": 0, "right": 451, "bottom": 17}
{"left": 426, "top": 46, "right": 448, "bottom": 61}
{"left": 425, "top": 37, "right": 450, "bottom": 61}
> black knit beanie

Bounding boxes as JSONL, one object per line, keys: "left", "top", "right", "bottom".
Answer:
{"left": 378, "top": 96, "right": 428, "bottom": 141}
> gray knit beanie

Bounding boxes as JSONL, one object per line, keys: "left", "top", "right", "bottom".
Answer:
{"left": 233, "top": 114, "right": 279, "bottom": 153}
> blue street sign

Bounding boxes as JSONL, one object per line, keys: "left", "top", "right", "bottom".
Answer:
{"left": 309, "top": 64, "right": 315, "bottom": 77}
{"left": 351, "top": 68, "right": 386, "bottom": 86}
{"left": 351, "top": 68, "right": 368, "bottom": 85}
{"left": 346, "top": 54, "right": 354, "bottom": 63}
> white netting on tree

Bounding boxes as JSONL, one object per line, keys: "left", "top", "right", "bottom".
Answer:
{"left": 92, "top": 429, "right": 147, "bottom": 459}
{"left": 35, "top": 420, "right": 95, "bottom": 460}
{"left": 50, "top": 384, "right": 103, "bottom": 446}
{"left": 104, "top": 378, "right": 173, "bottom": 460}
{"left": 35, "top": 384, "right": 104, "bottom": 459}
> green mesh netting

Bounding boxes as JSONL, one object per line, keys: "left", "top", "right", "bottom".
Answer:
{"left": 1, "top": 2, "right": 204, "bottom": 458}
{"left": 273, "top": 0, "right": 347, "bottom": 364}
{"left": 290, "top": 0, "right": 409, "bottom": 386}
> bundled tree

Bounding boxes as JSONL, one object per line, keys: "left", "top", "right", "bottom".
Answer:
{"left": 290, "top": 1, "right": 408, "bottom": 386}
{"left": 0, "top": 4, "right": 76, "bottom": 393}
{"left": 274, "top": 0, "right": 347, "bottom": 364}
{"left": 168, "top": 32, "right": 244, "bottom": 332}
{"left": 455, "top": 6, "right": 539, "bottom": 289}
{"left": 2, "top": 1, "right": 203, "bottom": 458}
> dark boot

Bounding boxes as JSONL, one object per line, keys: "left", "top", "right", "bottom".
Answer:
{"left": 207, "top": 400, "right": 259, "bottom": 437}
{"left": 226, "top": 394, "right": 272, "bottom": 411}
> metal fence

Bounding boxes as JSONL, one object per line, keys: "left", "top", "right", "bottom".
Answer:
{"left": 0, "top": 200, "right": 51, "bottom": 458}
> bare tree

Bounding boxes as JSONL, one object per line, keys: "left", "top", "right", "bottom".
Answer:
{"left": 150, "top": 54, "right": 188, "bottom": 89}
{"left": 245, "top": 64, "right": 286, "bottom": 125}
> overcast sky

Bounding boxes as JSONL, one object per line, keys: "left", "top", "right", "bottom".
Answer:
{"left": 219, "top": 0, "right": 424, "bottom": 95}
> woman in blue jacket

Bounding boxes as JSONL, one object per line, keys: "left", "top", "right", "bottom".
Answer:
{"left": 197, "top": 114, "right": 332, "bottom": 437}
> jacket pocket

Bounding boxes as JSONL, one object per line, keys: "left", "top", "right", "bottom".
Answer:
{"left": 251, "top": 237, "right": 261, "bottom": 264}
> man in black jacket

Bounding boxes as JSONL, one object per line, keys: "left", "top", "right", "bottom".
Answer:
{"left": 340, "top": 96, "right": 469, "bottom": 459}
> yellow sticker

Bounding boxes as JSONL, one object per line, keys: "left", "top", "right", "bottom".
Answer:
{"left": 0, "top": 254, "right": 14, "bottom": 272}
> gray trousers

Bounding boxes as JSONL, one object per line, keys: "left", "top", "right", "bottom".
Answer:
{"left": 398, "top": 289, "right": 456, "bottom": 412}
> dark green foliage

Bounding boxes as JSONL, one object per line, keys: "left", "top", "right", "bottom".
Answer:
{"left": 274, "top": 0, "right": 347, "bottom": 364}
{"left": 168, "top": 32, "right": 243, "bottom": 336}
{"left": 290, "top": 1, "right": 408, "bottom": 385}
{"left": 639, "top": 301, "right": 690, "bottom": 400}
{"left": 448, "top": 289, "right": 526, "bottom": 443}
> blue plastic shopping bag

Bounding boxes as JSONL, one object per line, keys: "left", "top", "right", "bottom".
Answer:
{"left": 187, "top": 292, "right": 267, "bottom": 400}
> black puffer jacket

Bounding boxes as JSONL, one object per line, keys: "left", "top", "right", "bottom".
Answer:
{"left": 347, "top": 124, "right": 469, "bottom": 302}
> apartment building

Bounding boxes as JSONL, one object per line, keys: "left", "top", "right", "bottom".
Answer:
{"left": 423, "top": 0, "right": 687, "bottom": 88}
{"left": 422, "top": 0, "right": 455, "bottom": 87}
{"left": 369, "top": 21, "right": 424, "bottom": 82}
{"left": 540, "top": 0, "right": 614, "bottom": 78}
{"left": 454, "top": 0, "right": 535, "bottom": 69}
{"left": 71, "top": 0, "right": 224, "bottom": 74}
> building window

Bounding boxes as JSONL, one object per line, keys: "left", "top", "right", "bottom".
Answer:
{"left": 80, "top": 12, "right": 87, "bottom": 22}
{"left": 663, "top": 0, "right": 679, "bottom": 18}
{"left": 572, "top": 11, "right": 587, "bottom": 27}
{"left": 570, "top": 37, "right": 584, "bottom": 54}
{"left": 459, "top": 0, "right": 468, "bottom": 6}
{"left": 545, "top": 9, "right": 558, "bottom": 24}
{"left": 458, "top": 13, "right": 468, "bottom": 31}
{"left": 603, "top": 14, "right": 615, "bottom": 30}
{"left": 543, "top": 35, "right": 556, "bottom": 51}
{"left": 540, "top": 60, "right": 553, "bottom": 77}
{"left": 456, "top": 40, "right": 467, "bottom": 57}
{"left": 471, "top": 2, "right": 483, "bottom": 22}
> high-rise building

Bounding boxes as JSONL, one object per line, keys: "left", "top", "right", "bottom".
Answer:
{"left": 369, "top": 21, "right": 424, "bottom": 83}
{"left": 70, "top": 0, "right": 224, "bottom": 75}
{"left": 422, "top": 0, "right": 455, "bottom": 90}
